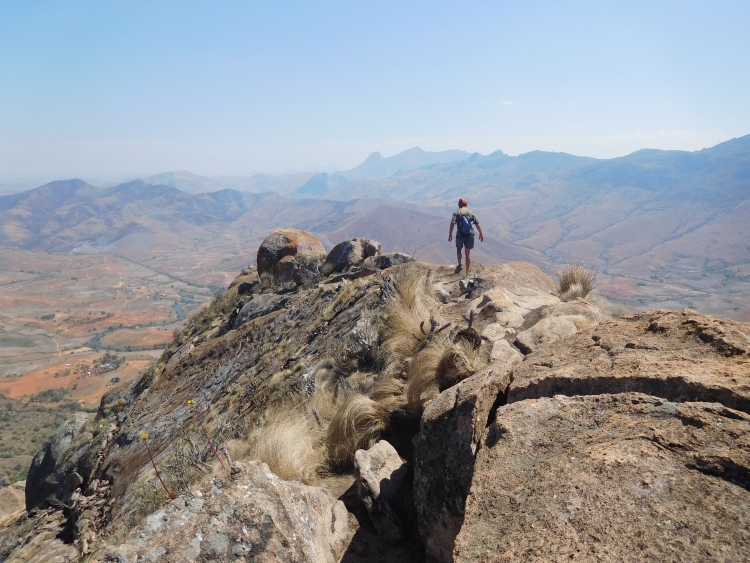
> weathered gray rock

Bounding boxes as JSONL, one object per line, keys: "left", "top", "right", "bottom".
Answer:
{"left": 257, "top": 228, "right": 327, "bottom": 283}
{"left": 232, "top": 293, "right": 290, "bottom": 329}
{"left": 163, "top": 340, "right": 193, "bottom": 373}
{"left": 467, "top": 285, "right": 561, "bottom": 331}
{"left": 354, "top": 440, "right": 410, "bottom": 544}
{"left": 101, "top": 460, "right": 353, "bottom": 563}
{"left": 361, "top": 252, "right": 414, "bottom": 271}
{"left": 321, "top": 238, "right": 382, "bottom": 276}
{"left": 454, "top": 393, "right": 750, "bottom": 562}
{"left": 25, "top": 412, "right": 96, "bottom": 510}
{"left": 413, "top": 362, "right": 512, "bottom": 563}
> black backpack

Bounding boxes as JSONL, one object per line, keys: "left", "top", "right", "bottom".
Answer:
{"left": 456, "top": 212, "right": 473, "bottom": 237}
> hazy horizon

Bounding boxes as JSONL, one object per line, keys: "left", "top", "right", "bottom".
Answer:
{"left": 1, "top": 134, "right": 748, "bottom": 188}
{"left": 2, "top": 1, "right": 749, "bottom": 180}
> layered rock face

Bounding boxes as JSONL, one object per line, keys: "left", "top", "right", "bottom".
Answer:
{"left": 3, "top": 229, "right": 749, "bottom": 563}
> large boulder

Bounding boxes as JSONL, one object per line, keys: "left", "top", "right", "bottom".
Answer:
{"left": 453, "top": 393, "right": 750, "bottom": 561}
{"left": 101, "top": 460, "right": 352, "bottom": 563}
{"left": 321, "top": 238, "right": 382, "bottom": 276}
{"left": 413, "top": 362, "right": 514, "bottom": 563}
{"left": 257, "top": 229, "right": 327, "bottom": 283}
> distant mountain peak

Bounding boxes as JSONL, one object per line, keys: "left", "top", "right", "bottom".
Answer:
{"left": 344, "top": 147, "right": 471, "bottom": 178}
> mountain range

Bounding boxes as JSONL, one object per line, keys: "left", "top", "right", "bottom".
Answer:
{"left": 1, "top": 135, "right": 748, "bottom": 318}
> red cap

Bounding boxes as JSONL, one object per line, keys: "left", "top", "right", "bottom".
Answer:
{"left": 458, "top": 198, "right": 468, "bottom": 207}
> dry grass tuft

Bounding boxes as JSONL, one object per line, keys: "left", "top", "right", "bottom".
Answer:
{"left": 308, "top": 384, "right": 339, "bottom": 426}
{"left": 325, "top": 394, "right": 389, "bottom": 468}
{"left": 248, "top": 406, "right": 326, "bottom": 484}
{"left": 557, "top": 262, "right": 597, "bottom": 301}
{"left": 383, "top": 263, "right": 437, "bottom": 366}
{"left": 435, "top": 339, "right": 488, "bottom": 391}
{"left": 370, "top": 376, "right": 408, "bottom": 412}
{"left": 405, "top": 339, "right": 448, "bottom": 412}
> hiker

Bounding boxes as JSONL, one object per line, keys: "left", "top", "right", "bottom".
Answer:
{"left": 448, "top": 198, "right": 484, "bottom": 273}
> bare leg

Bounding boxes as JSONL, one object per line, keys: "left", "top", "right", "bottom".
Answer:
{"left": 456, "top": 248, "right": 462, "bottom": 267}
{"left": 465, "top": 248, "right": 471, "bottom": 273}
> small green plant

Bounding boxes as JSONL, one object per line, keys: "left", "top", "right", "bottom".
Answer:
{"left": 187, "top": 400, "right": 227, "bottom": 470}
{"left": 141, "top": 433, "right": 174, "bottom": 500}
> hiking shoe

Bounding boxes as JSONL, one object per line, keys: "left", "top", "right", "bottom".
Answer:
{"left": 454, "top": 264, "right": 463, "bottom": 273}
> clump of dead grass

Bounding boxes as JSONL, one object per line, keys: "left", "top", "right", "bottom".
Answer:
{"left": 325, "top": 394, "right": 389, "bottom": 468}
{"left": 383, "top": 263, "right": 437, "bottom": 367}
{"left": 557, "top": 262, "right": 597, "bottom": 301}
{"left": 405, "top": 339, "right": 447, "bottom": 412}
{"left": 370, "top": 376, "right": 407, "bottom": 412}
{"left": 435, "top": 339, "right": 488, "bottom": 391}
{"left": 248, "top": 406, "right": 326, "bottom": 484}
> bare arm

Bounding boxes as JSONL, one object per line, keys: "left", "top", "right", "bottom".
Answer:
{"left": 476, "top": 223, "right": 484, "bottom": 242}
{"left": 448, "top": 222, "right": 455, "bottom": 242}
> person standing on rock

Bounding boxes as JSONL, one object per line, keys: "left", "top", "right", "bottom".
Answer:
{"left": 449, "top": 198, "right": 484, "bottom": 273}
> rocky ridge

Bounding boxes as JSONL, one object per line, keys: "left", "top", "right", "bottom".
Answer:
{"left": 0, "top": 228, "right": 748, "bottom": 562}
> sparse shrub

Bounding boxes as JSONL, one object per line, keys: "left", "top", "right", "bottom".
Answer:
{"left": 111, "top": 397, "right": 128, "bottom": 413}
{"left": 325, "top": 394, "right": 389, "bottom": 468}
{"left": 556, "top": 262, "right": 597, "bottom": 301}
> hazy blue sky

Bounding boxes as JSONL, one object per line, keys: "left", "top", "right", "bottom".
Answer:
{"left": 1, "top": 0, "right": 749, "bottom": 179}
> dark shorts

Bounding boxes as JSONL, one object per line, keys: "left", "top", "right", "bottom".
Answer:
{"left": 456, "top": 235, "right": 474, "bottom": 250}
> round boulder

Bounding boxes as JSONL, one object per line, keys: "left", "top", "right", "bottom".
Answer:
{"left": 256, "top": 229, "right": 327, "bottom": 283}
{"left": 321, "top": 238, "right": 382, "bottom": 276}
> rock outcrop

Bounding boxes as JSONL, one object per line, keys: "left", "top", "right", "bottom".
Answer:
{"left": 413, "top": 362, "right": 515, "bottom": 563}
{"left": 102, "top": 460, "right": 352, "bottom": 563}
{"left": 25, "top": 412, "right": 96, "bottom": 510}
{"left": 509, "top": 308, "right": 750, "bottom": 410}
{"left": 232, "top": 293, "right": 290, "bottom": 329}
{"left": 4, "top": 239, "right": 750, "bottom": 563}
{"left": 256, "top": 228, "right": 327, "bottom": 283}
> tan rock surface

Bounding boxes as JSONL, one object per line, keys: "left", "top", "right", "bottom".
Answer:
{"left": 509, "top": 309, "right": 750, "bottom": 413}
{"left": 0, "top": 483, "right": 25, "bottom": 528}
{"left": 515, "top": 315, "right": 579, "bottom": 353}
{"left": 454, "top": 393, "right": 750, "bottom": 562}
{"left": 413, "top": 362, "right": 513, "bottom": 563}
